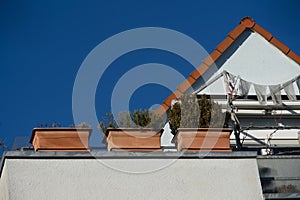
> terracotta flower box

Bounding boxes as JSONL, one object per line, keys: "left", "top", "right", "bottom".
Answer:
{"left": 177, "top": 128, "right": 232, "bottom": 152}
{"left": 106, "top": 128, "right": 163, "bottom": 152}
{"left": 30, "top": 128, "right": 92, "bottom": 152}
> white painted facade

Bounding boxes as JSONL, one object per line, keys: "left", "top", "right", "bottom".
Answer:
{"left": 0, "top": 157, "right": 263, "bottom": 200}
{"left": 161, "top": 29, "right": 300, "bottom": 147}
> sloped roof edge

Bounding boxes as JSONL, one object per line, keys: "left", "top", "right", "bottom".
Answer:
{"left": 155, "top": 17, "right": 300, "bottom": 115}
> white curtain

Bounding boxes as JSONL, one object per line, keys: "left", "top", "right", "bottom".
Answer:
{"left": 238, "top": 79, "right": 251, "bottom": 97}
{"left": 269, "top": 84, "right": 282, "bottom": 105}
{"left": 254, "top": 84, "right": 267, "bottom": 104}
{"left": 297, "top": 78, "right": 300, "bottom": 93}
{"left": 283, "top": 83, "right": 297, "bottom": 101}
{"left": 223, "top": 71, "right": 299, "bottom": 104}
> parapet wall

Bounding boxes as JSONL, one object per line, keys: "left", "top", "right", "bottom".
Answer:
{"left": 0, "top": 152, "right": 263, "bottom": 200}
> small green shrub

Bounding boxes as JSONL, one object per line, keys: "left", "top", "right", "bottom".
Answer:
{"left": 76, "top": 122, "right": 92, "bottom": 128}
{"left": 169, "top": 94, "right": 230, "bottom": 136}
{"left": 99, "top": 112, "right": 118, "bottom": 136}
{"left": 99, "top": 109, "right": 165, "bottom": 137}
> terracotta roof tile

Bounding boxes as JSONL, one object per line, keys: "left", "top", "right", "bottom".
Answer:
{"left": 270, "top": 37, "right": 290, "bottom": 54}
{"left": 253, "top": 24, "right": 273, "bottom": 41}
{"left": 287, "top": 50, "right": 300, "bottom": 64}
{"left": 163, "top": 90, "right": 184, "bottom": 108}
{"left": 240, "top": 17, "right": 255, "bottom": 28}
{"left": 173, "top": 89, "right": 183, "bottom": 99}
{"left": 156, "top": 17, "right": 300, "bottom": 115}
{"left": 228, "top": 24, "right": 246, "bottom": 40}
{"left": 177, "top": 76, "right": 196, "bottom": 93}
{"left": 203, "top": 50, "right": 222, "bottom": 67}
{"left": 190, "top": 63, "right": 210, "bottom": 80}
{"left": 155, "top": 103, "right": 169, "bottom": 115}
{"left": 216, "top": 37, "right": 234, "bottom": 53}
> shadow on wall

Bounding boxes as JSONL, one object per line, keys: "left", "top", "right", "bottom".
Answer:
{"left": 259, "top": 165, "right": 300, "bottom": 194}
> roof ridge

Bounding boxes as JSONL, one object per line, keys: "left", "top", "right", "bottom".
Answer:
{"left": 155, "top": 17, "right": 300, "bottom": 115}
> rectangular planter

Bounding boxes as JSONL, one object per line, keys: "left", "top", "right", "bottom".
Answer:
{"left": 106, "top": 128, "right": 163, "bottom": 152}
{"left": 177, "top": 128, "right": 232, "bottom": 152}
{"left": 30, "top": 128, "right": 92, "bottom": 152}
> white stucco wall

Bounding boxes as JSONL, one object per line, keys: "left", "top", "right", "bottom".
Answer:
{"left": 200, "top": 31, "right": 300, "bottom": 95}
{"left": 1, "top": 158, "right": 263, "bottom": 200}
{"left": 0, "top": 164, "right": 9, "bottom": 200}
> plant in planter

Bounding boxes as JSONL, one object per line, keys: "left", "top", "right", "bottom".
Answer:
{"left": 169, "top": 94, "right": 232, "bottom": 152}
{"left": 30, "top": 122, "right": 92, "bottom": 152}
{"left": 99, "top": 109, "right": 165, "bottom": 152}
{"left": 99, "top": 112, "right": 118, "bottom": 136}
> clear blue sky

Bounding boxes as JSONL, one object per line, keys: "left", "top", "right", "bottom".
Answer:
{"left": 0, "top": 0, "right": 299, "bottom": 152}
